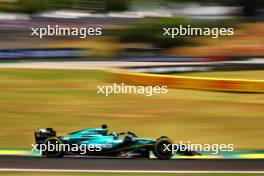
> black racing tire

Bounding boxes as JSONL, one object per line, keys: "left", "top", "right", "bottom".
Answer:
{"left": 153, "top": 137, "right": 173, "bottom": 159}
{"left": 43, "top": 137, "right": 64, "bottom": 158}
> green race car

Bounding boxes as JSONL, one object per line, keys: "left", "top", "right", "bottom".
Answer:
{"left": 34, "top": 124, "right": 199, "bottom": 159}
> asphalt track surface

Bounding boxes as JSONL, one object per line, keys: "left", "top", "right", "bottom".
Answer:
{"left": 0, "top": 156, "right": 263, "bottom": 172}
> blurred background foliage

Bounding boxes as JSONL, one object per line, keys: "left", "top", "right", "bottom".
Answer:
{"left": 118, "top": 17, "right": 238, "bottom": 48}
{"left": 0, "top": 0, "right": 263, "bottom": 15}
{"left": 0, "top": 0, "right": 263, "bottom": 57}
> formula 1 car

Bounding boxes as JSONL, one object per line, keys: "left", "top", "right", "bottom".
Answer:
{"left": 34, "top": 125, "right": 199, "bottom": 159}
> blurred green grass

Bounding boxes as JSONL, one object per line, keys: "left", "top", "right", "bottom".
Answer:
{"left": 0, "top": 69, "right": 263, "bottom": 149}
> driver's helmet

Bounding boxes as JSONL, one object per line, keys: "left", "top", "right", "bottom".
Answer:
{"left": 99, "top": 124, "right": 108, "bottom": 135}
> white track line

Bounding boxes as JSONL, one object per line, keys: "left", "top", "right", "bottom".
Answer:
{"left": 0, "top": 169, "right": 263, "bottom": 173}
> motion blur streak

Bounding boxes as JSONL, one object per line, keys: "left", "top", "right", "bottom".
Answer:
{"left": 0, "top": 0, "right": 263, "bottom": 173}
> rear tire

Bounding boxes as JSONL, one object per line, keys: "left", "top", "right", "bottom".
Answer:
{"left": 153, "top": 137, "right": 173, "bottom": 159}
{"left": 43, "top": 137, "right": 64, "bottom": 158}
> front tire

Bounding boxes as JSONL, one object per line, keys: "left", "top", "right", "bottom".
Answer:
{"left": 153, "top": 137, "right": 173, "bottom": 159}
